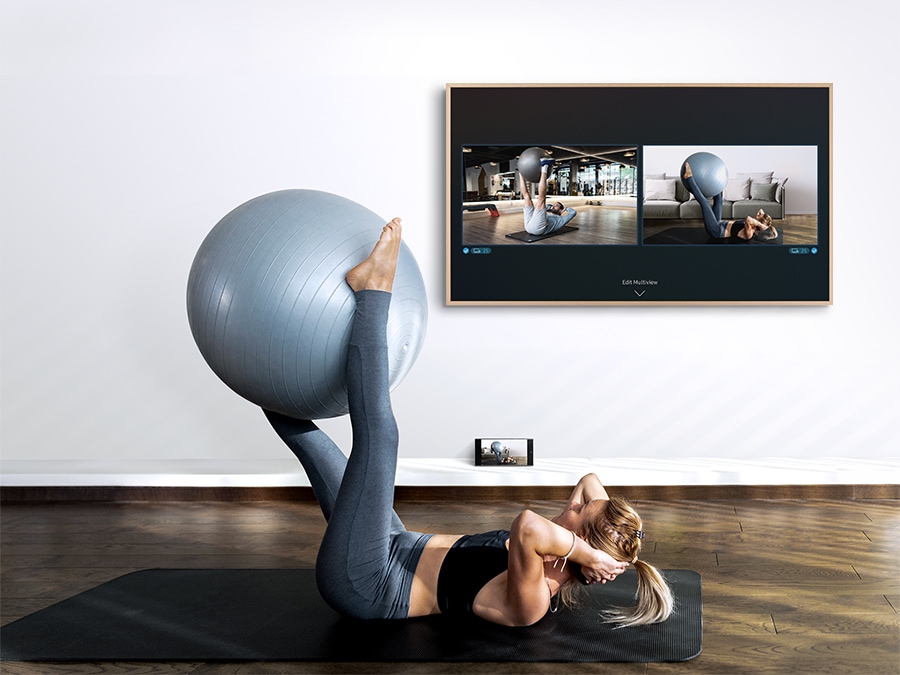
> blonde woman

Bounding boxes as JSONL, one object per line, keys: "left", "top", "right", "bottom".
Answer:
{"left": 266, "top": 219, "right": 672, "bottom": 627}
{"left": 683, "top": 162, "right": 777, "bottom": 241}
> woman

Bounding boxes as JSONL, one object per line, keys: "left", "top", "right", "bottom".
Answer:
{"left": 265, "top": 218, "right": 672, "bottom": 627}
{"left": 683, "top": 162, "right": 777, "bottom": 241}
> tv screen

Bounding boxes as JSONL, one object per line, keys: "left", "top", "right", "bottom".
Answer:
{"left": 446, "top": 84, "right": 831, "bottom": 305}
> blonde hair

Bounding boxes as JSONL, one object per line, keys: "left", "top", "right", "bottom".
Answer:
{"left": 560, "top": 496, "right": 674, "bottom": 627}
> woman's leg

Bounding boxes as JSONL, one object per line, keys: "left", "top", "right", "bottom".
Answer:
{"left": 264, "top": 409, "right": 405, "bottom": 532}
{"left": 316, "top": 221, "right": 430, "bottom": 620}
{"left": 264, "top": 411, "right": 346, "bottom": 522}
{"left": 682, "top": 168, "right": 728, "bottom": 238}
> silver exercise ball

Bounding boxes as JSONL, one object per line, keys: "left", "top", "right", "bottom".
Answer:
{"left": 681, "top": 152, "right": 728, "bottom": 197}
{"left": 187, "top": 189, "right": 428, "bottom": 420}
{"left": 517, "top": 147, "right": 550, "bottom": 183}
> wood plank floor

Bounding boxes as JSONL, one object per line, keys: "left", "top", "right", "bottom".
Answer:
{"left": 463, "top": 208, "right": 819, "bottom": 248}
{"left": 644, "top": 215, "right": 819, "bottom": 246}
{"left": 1, "top": 497, "right": 897, "bottom": 674}
{"left": 463, "top": 205, "right": 638, "bottom": 246}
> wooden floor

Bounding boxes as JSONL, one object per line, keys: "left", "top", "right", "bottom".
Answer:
{"left": 463, "top": 208, "right": 819, "bottom": 248}
{"left": 463, "top": 205, "right": 638, "bottom": 246}
{"left": 644, "top": 215, "right": 819, "bottom": 246}
{"left": 1, "top": 497, "right": 897, "bottom": 674}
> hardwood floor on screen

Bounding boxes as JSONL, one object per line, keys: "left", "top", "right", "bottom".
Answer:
{"left": 463, "top": 205, "right": 638, "bottom": 246}
{"left": 643, "top": 214, "right": 819, "bottom": 246}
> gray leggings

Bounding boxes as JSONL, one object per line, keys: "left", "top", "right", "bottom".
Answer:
{"left": 264, "top": 290, "right": 431, "bottom": 620}
{"left": 682, "top": 173, "right": 729, "bottom": 238}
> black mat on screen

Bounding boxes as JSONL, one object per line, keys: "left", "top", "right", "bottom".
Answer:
{"left": 0, "top": 568, "right": 701, "bottom": 663}
{"left": 644, "top": 226, "right": 783, "bottom": 245}
{"left": 506, "top": 225, "right": 579, "bottom": 242}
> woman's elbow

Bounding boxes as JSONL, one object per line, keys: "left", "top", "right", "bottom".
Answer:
{"left": 511, "top": 509, "right": 542, "bottom": 535}
{"left": 510, "top": 509, "right": 550, "bottom": 550}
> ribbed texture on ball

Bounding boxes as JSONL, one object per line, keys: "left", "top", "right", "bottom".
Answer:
{"left": 187, "top": 190, "right": 427, "bottom": 419}
{"left": 680, "top": 152, "right": 729, "bottom": 197}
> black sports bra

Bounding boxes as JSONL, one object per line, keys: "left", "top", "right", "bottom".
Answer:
{"left": 436, "top": 529, "right": 509, "bottom": 615}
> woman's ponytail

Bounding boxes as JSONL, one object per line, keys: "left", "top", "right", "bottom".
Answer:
{"left": 603, "top": 558, "right": 674, "bottom": 628}
{"left": 577, "top": 496, "right": 675, "bottom": 627}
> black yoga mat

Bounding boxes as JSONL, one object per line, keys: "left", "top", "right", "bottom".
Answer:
{"left": 0, "top": 568, "right": 702, "bottom": 663}
{"left": 644, "top": 226, "right": 784, "bottom": 245}
{"left": 506, "top": 225, "right": 579, "bottom": 242}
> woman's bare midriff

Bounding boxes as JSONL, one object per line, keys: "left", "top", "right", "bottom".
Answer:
{"left": 407, "top": 533, "right": 463, "bottom": 617}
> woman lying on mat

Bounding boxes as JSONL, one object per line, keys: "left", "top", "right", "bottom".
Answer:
{"left": 265, "top": 219, "right": 672, "bottom": 628}
{"left": 682, "top": 162, "right": 777, "bottom": 241}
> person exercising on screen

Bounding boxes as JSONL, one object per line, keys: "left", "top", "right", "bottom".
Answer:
{"left": 682, "top": 162, "right": 776, "bottom": 241}
{"left": 522, "top": 157, "right": 577, "bottom": 236}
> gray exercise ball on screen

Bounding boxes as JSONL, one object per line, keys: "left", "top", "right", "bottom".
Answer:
{"left": 517, "top": 146, "right": 550, "bottom": 183}
{"left": 680, "top": 151, "right": 728, "bottom": 196}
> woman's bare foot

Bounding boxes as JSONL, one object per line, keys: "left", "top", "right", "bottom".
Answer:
{"left": 346, "top": 218, "right": 402, "bottom": 292}
{"left": 682, "top": 161, "right": 693, "bottom": 179}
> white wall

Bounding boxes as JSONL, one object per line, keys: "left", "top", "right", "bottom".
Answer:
{"left": 1, "top": 1, "right": 898, "bottom": 481}
{"left": 645, "top": 145, "right": 818, "bottom": 214}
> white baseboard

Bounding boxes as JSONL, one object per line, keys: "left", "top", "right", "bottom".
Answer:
{"left": 2, "top": 458, "right": 898, "bottom": 488}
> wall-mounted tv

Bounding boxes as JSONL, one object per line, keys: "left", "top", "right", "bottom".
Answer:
{"left": 446, "top": 84, "right": 831, "bottom": 305}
